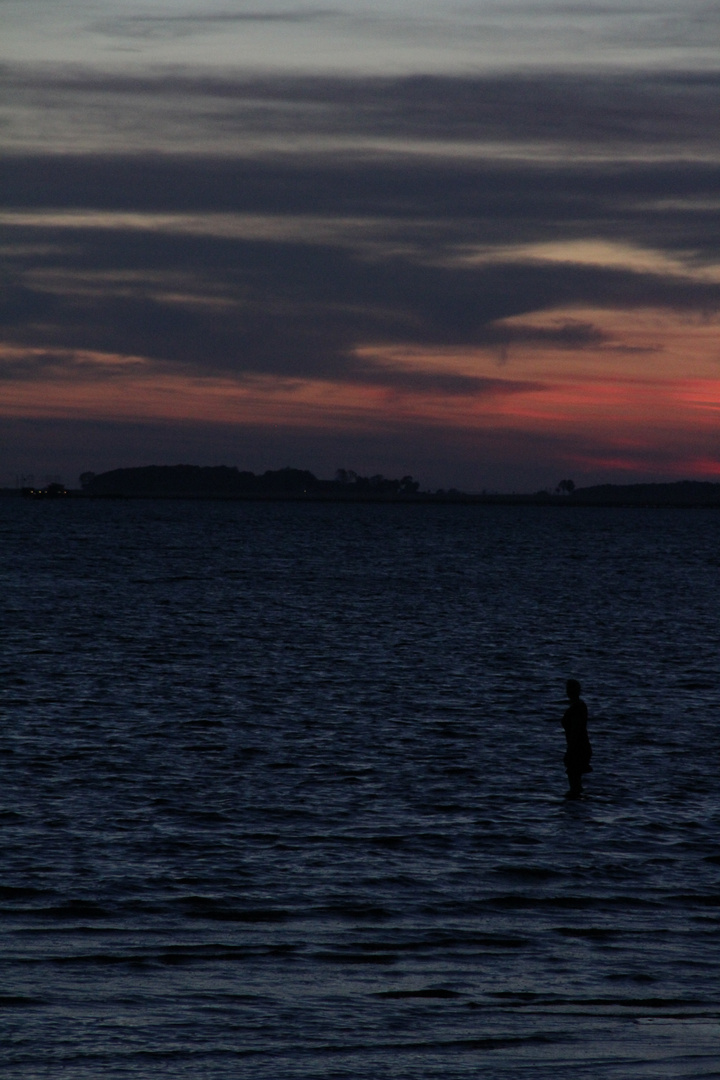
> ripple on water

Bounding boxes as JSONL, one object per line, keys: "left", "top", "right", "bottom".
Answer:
{"left": 1, "top": 501, "right": 720, "bottom": 1078}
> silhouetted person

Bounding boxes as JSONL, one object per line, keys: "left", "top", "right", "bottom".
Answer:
{"left": 561, "top": 679, "right": 592, "bottom": 798}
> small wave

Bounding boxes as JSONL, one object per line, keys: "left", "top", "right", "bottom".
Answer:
{"left": 312, "top": 950, "right": 397, "bottom": 964}
{"left": 38, "top": 900, "right": 111, "bottom": 920}
{"left": 181, "top": 718, "right": 225, "bottom": 728}
{"left": 179, "top": 897, "right": 291, "bottom": 922}
{"left": 181, "top": 744, "right": 227, "bottom": 753}
{"left": 555, "top": 926, "right": 621, "bottom": 940}
{"left": 0, "top": 995, "right": 46, "bottom": 1007}
{"left": 316, "top": 902, "right": 392, "bottom": 920}
{"left": 492, "top": 864, "right": 565, "bottom": 881}
{"left": 0, "top": 885, "right": 45, "bottom": 899}
{"left": 490, "top": 990, "right": 708, "bottom": 1009}
{"left": 374, "top": 988, "right": 462, "bottom": 999}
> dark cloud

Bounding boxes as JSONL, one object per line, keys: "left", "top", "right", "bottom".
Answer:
{"left": 2, "top": 65, "right": 720, "bottom": 488}
{"left": 0, "top": 280, "right": 57, "bottom": 326}
{"left": 3, "top": 67, "right": 720, "bottom": 149}
{"left": 2, "top": 152, "right": 720, "bottom": 260}
{"left": 93, "top": 10, "right": 339, "bottom": 40}
{"left": 0, "top": 347, "right": 146, "bottom": 382}
{"left": 2, "top": 220, "right": 719, "bottom": 391}
{"left": 347, "top": 366, "right": 544, "bottom": 397}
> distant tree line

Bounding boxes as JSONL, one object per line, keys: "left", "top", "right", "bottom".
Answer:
{"left": 80, "top": 465, "right": 422, "bottom": 500}
{"left": 59, "top": 470, "right": 720, "bottom": 506}
{"left": 333, "top": 469, "right": 420, "bottom": 494}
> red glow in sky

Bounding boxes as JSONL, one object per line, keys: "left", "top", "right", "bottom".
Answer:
{"left": 2, "top": 6, "right": 720, "bottom": 489}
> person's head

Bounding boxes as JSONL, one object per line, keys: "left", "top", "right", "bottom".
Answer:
{"left": 566, "top": 679, "right": 581, "bottom": 701}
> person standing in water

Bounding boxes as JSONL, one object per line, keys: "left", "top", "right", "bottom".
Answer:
{"left": 561, "top": 679, "right": 592, "bottom": 798}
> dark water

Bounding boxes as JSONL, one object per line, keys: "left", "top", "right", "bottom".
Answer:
{"left": 1, "top": 499, "right": 719, "bottom": 1078}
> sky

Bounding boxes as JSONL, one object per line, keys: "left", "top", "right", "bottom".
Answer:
{"left": 2, "top": 2, "right": 720, "bottom": 491}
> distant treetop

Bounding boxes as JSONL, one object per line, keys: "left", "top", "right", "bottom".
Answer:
{"left": 81, "top": 465, "right": 421, "bottom": 500}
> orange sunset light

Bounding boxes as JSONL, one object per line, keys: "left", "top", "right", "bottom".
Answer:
{"left": 2, "top": 302, "right": 720, "bottom": 455}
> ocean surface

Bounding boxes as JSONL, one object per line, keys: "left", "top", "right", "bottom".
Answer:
{"left": 1, "top": 498, "right": 719, "bottom": 1079}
